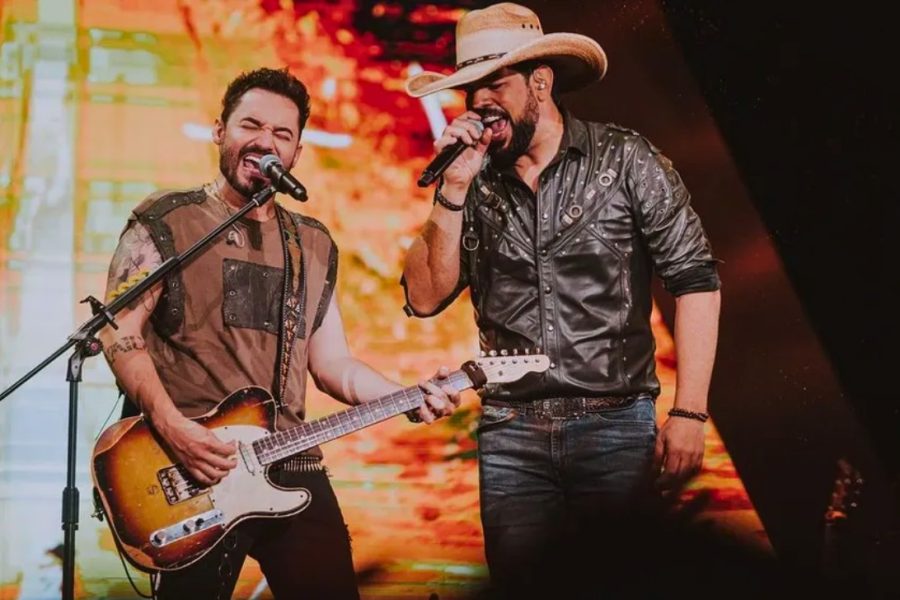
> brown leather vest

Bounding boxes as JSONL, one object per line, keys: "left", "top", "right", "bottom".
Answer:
{"left": 131, "top": 186, "right": 337, "bottom": 440}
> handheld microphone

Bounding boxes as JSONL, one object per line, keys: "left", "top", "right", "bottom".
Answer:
{"left": 258, "top": 154, "right": 308, "bottom": 202}
{"left": 417, "top": 120, "right": 485, "bottom": 188}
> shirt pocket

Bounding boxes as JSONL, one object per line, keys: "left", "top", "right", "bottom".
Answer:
{"left": 222, "top": 258, "right": 283, "bottom": 334}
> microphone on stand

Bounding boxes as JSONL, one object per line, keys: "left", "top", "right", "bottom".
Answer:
{"left": 417, "top": 120, "right": 485, "bottom": 188}
{"left": 257, "top": 154, "right": 308, "bottom": 202}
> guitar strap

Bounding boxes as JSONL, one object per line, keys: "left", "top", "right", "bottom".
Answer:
{"left": 272, "top": 205, "right": 306, "bottom": 413}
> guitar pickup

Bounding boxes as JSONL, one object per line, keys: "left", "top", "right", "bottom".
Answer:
{"left": 239, "top": 441, "right": 257, "bottom": 475}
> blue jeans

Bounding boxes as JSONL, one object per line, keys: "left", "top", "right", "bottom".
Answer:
{"left": 476, "top": 395, "right": 658, "bottom": 598}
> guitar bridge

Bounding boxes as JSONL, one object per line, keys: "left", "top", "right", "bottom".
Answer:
{"left": 158, "top": 465, "right": 209, "bottom": 505}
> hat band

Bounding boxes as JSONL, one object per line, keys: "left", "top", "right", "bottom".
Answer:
{"left": 456, "top": 52, "right": 507, "bottom": 70}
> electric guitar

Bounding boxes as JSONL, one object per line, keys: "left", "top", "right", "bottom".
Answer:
{"left": 91, "top": 354, "right": 549, "bottom": 572}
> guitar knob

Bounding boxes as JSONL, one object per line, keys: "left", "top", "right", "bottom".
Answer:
{"left": 500, "top": 349, "right": 508, "bottom": 356}
{"left": 489, "top": 350, "right": 497, "bottom": 357}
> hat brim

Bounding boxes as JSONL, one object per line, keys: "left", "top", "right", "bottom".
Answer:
{"left": 405, "top": 33, "right": 607, "bottom": 98}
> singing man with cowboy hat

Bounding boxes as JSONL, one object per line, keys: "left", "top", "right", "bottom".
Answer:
{"left": 401, "top": 3, "right": 722, "bottom": 596}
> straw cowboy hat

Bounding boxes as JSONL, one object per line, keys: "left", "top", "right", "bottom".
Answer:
{"left": 405, "top": 2, "right": 607, "bottom": 98}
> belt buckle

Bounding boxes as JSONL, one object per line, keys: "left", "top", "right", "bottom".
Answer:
{"left": 541, "top": 399, "right": 570, "bottom": 420}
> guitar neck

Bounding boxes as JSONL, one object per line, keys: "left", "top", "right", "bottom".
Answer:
{"left": 253, "top": 369, "right": 474, "bottom": 465}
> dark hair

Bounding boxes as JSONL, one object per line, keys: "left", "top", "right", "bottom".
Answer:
{"left": 510, "top": 60, "right": 561, "bottom": 103}
{"left": 220, "top": 67, "right": 311, "bottom": 134}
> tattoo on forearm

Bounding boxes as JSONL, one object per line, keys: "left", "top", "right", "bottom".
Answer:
{"left": 105, "top": 222, "right": 163, "bottom": 304}
{"left": 105, "top": 335, "right": 147, "bottom": 365}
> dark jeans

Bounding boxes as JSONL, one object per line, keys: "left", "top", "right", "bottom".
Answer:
{"left": 155, "top": 469, "right": 358, "bottom": 600}
{"left": 476, "top": 395, "right": 658, "bottom": 599}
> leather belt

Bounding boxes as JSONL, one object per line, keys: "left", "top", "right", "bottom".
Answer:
{"left": 484, "top": 395, "right": 638, "bottom": 419}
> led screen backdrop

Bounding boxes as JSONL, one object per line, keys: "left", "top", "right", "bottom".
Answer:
{"left": 0, "top": 1, "right": 767, "bottom": 598}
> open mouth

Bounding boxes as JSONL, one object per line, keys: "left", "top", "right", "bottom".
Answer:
{"left": 241, "top": 154, "right": 264, "bottom": 176}
{"left": 482, "top": 114, "right": 509, "bottom": 136}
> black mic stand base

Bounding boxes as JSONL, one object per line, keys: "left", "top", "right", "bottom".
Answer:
{"left": 61, "top": 333, "right": 102, "bottom": 600}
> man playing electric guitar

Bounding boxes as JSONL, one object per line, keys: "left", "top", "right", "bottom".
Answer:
{"left": 97, "top": 67, "right": 460, "bottom": 600}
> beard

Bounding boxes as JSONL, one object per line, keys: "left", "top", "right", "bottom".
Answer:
{"left": 485, "top": 89, "right": 540, "bottom": 170}
{"left": 219, "top": 143, "right": 269, "bottom": 199}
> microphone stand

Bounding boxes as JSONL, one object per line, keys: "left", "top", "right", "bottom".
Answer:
{"left": 0, "top": 184, "right": 278, "bottom": 600}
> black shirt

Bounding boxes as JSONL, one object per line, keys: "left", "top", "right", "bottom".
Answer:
{"left": 405, "top": 112, "right": 720, "bottom": 401}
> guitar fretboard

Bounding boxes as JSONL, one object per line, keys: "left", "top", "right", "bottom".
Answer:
{"left": 251, "top": 370, "right": 473, "bottom": 465}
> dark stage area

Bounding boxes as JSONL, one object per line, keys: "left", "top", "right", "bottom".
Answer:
{"left": 523, "top": 0, "right": 898, "bottom": 594}
{"left": 0, "top": 1, "right": 895, "bottom": 597}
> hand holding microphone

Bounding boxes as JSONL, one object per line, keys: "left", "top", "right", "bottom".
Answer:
{"left": 418, "top": 113, "right": 493, "bottom": 191}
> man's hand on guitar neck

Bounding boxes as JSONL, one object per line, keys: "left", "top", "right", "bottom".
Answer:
{"left": 153, "top": 407, "right": 238, "bottom": 486}
{"left": 309, "top": 295, "right": 462, "bottom": 421}
{"left": 411, "top": 366, "right": 462, "bottom": 424}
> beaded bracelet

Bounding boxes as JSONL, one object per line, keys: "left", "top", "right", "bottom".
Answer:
{"left": 434, "top": 186, "right": 464, "bottom": 212}
{"left": 668, "top": 407, "right": 709, "bottom": 422}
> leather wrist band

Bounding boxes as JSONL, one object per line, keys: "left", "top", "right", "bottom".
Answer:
{"left": 668, "top": 407, "right": 709, "bottom": 422}
{"left": 434, "top": 186, "right": 464, "bottom": 212}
